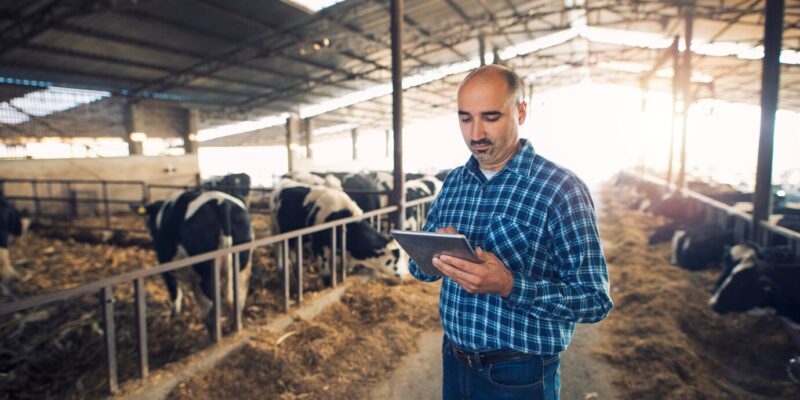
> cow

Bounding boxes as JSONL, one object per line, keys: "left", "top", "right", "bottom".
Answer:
{"left": 271, "top": 180, "right": 407, "bottom": 281}
{"left": 136, "top": 190, "right": 253, "bottom": 335}
{"left": 202, "top": 173, "right": 251, "bottom": 202}
{"left": 669, "top": 224, "right": 733, "bottom": 270}
{"left": 435, "top": 169, "right": 452, "bottom": 183}
{"left": 342, "top": 173, "right": 381, "bottom": 213}
{"left": 713, "top": 243, "right": 795, "bottom": 293}
{"left": 709, "top": 247, "right": 800, "bottom": 324}
{"left": 403, "top": 179, "right": 437, "bottom": 231}
{"left": 284, "top": 171, "right": 342, "bottom": 190}
{"left": 1, "top": 196, "right": 29, "bottom": 282}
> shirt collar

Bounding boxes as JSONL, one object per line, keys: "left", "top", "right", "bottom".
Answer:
{"left": 463, "top": 138, "right": 536, "bottom": 182}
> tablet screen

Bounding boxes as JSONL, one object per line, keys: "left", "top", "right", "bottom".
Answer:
{"left": 390, "top": 229, "right": 481, "bottom": 276}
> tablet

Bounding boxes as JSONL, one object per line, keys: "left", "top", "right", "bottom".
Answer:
{"left": 390, "top": 229, "right": 482, "bottom": 276}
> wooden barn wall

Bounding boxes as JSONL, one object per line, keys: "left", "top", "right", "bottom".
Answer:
{"left": 0, "top": 154, "right": 199, "bottom": 215}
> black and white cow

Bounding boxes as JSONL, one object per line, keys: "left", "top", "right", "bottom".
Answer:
{"left": 202, "top": 173, "right": 251, "bottom": 201}
{"left": 271, "top": 180, "right": 406, "bottom": 280}
{"left": 713, "top": 243, "right": 795, "bottom": 293}
{"left": 404, "top": 177, "right": 441, "bottom": 230}
{"left": 342, "top": 173, "right": 381, "bottom": 213}
{"left": 1, "top": 196, "right": 29, "bottom": 282}
{"left": 669, "top": 224, "right": 733, "bottom": 270}
{"left": 284, "top": 171, "right": 343, "bottom": 191}
{"left": 710, "top": 246, "right": 800, "bottom": 324}
{"left": 137, "top": 190, "right": 253, "bottom": 333}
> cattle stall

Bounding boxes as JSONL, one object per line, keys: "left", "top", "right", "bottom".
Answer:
{"left": 619, "top": 171, "right": 800, "bottom": 354}
{"left": 0, "top": 194, "right": 435, "bottom": 397}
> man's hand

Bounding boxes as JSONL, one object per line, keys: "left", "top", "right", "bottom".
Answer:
{"left": 432, "top": 227, "right": 514, "bottom": 297}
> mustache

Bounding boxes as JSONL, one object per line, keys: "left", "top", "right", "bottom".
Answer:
{"left": 471, "top": 139, "right": 492, "bottom": 146}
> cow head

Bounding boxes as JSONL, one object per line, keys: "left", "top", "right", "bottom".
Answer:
{"left": 347, "top": 222, "right": 408, "bottom": 278}
{"left": 131, "top": 201, "right": 165, "bottom": 236}
{"left": 709, "top": 258, "right": 770, "bottom": 313}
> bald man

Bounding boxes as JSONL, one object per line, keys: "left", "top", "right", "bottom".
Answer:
{"left": 409, "top": 65, "right": 613, "bottom": 400}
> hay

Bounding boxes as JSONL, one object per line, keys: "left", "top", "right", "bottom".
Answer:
{"left": 596, "top": 183, "right": 800, "bottom": 399}
{"left": 168, "top": 280, "right": 441, "bottom": 400}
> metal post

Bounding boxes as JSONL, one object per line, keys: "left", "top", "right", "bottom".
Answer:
{"left": 666, "top": 36, "right": 680, "bottom": 186}
{"left": 351, "top": 127, "right": 358, "bottom": 160}
{"left": 285, "top": 118, "right": 298, "bottom": 173}
{"left": 391, "top": 0, "right": 405, "bottom": 232}
{"left": 101, "top": 286, "right": 118, "bottom": 394}
{"left": 102, "top": 181, "right": 111, "bottom": 229}
{"left": 297, "top": 236, "right": 303, "bottom": 304}
{"left": 385, "top": 130, "right": 391, "bottom": 158}
{"left": 479, "top": 32, "right": 486, "bottom": 66}
{"left": 331, "top": 227, "right": 337, "bottom": 288}
{"left": 32, "top": 181, "right": 41, "bottom": 220}
{"left": 342, "top": 224, "right": 348, "bottom": 281}
{"left": 304, "top": 117, "right": 314, "bottom": 160}
{"left": 134, "top": 278, "right": 149, "bottom": 379}
{"left": 676, "top": 9, "right": 693, "bottom": 189}
{"left": 232, "top": 251, "right": 242, "bottom": 333}
{"left": 752, "top": 0, "right": 785, "bottom": 240}
{"left": 211, "top": 257, "right": 222, "bottom": 343}
{"left": 282, "top": 240, "right": 290, "bottom": 311}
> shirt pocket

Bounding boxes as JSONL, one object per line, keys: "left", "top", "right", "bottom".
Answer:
{"left": 485, "top": 214, "right": 530, "bottom": 273}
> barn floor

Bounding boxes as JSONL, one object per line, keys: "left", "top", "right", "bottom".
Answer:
{"left": 4, "top": 182, "right": 800, "bottom": 399}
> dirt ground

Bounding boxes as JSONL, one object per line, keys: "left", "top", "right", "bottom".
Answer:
{"left": 597, "top": 183, "right": 800, "bottom": 399}
{"left": 167, "top": 279, "right": 441, "bottom": 400}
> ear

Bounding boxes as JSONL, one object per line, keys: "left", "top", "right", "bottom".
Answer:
{"left": 517, "top": 101, "right": 527, "bottom": 125}
{"left": 130, "top": 203, "right": 146, "bottom": 215}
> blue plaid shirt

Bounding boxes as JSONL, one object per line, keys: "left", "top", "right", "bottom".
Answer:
{"left": 410, "top": 139, "right": 612, "bottom": 355}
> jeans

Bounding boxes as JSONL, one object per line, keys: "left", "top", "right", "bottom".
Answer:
{"left": 442, "top": 339, "right": 561, "bottom": 400}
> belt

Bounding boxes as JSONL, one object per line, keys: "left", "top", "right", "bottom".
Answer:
{"left": 448, "top": 342, "right": 536, "bottom": 368}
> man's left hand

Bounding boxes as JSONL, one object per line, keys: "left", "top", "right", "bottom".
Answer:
{"left": 432, "top": 248, "right": 514, "bottom": 297}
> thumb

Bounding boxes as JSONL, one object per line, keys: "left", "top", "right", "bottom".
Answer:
{"left": 475, "top": 247, "right": 490, "bottom": 261}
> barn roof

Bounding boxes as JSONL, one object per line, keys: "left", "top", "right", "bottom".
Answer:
{"left": 0, "top": 0, "right": 798, "bottom": 143}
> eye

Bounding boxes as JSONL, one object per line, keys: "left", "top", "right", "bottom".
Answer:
{"left": 385, "top": 259, "right": 392, "bottom": 266}
{"left": 459, "top": 115, "right": 471, "bottom": 123}
{"left": 484, "top": 115, "right": 500, "bottom": 122}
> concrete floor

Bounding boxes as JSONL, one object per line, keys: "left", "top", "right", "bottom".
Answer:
{"left": 367, "top": 323, "right": 616, "bottom": 400}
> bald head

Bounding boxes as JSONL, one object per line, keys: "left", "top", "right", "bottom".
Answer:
{"left": 459, "top": 65, "right": 525, "bottom": 106}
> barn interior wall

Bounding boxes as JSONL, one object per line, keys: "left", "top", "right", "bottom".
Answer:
{"left": 0, "top": 155, "right": 199, "bottom": 216}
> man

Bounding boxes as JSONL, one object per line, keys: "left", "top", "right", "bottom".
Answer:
{"left": 409, "top": 64, "right": 612, "bottom": 400}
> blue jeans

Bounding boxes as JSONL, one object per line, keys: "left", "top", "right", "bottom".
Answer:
{"left": 442, "top": 339, "right": 561, "bottom": 400}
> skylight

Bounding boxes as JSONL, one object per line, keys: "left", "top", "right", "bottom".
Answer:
{"left": 285, "top": 0, "right": 345, "bottom": 13}
{"left": 0, "top": 85, "right": 110, "bottom": 125}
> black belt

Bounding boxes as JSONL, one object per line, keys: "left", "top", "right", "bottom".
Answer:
{"left": 448, "top": 342, "right": 536, "bottom": 368}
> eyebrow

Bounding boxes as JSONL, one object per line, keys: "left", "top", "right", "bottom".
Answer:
{"left": 458, "top": 111, "right": 503, "bottom": 117}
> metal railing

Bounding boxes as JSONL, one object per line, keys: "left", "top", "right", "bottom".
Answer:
{"left": 633, "top": 173, "right": 800, "bottom": 256}
{"left": 0, "top": 195, "right": 435, "bottom": 395}
{"left": 622, "top": 172, "right": 800, "bottom": 350}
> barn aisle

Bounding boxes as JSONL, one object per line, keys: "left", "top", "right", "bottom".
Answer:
{"left": 364, "top": 323, "right": 618, "bottom": 399}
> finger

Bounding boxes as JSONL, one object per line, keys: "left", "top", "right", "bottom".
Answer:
{"left": 437, "top": 226, "right": 458, "bottom": 234}
{"left": 433, "top": 257, "right": 479, "bottom": 286}
{"left": 438, "top": 255, "right": 481, "bottom": 274}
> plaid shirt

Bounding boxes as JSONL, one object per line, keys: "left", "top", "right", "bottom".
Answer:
{"left": 410, "top": 139, "right": 612, "bottom": 355}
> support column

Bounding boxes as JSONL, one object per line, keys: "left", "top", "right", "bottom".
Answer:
{"left": 479, "top": 32, "right": 486, "bottom": 66}
{"left": 666, "top": 36, "right": 680, "bottom": 186}
{"left": 303, "top": 117, "right": 314, "bottom": 160}
{"left": 391, "top": 0, "right": 405, "bottom": 230}
{"left": 676, "top": 9, "right": 693, "bottom": 189}
{"left": 183, "top": 108, "right": 199, "bottom": 154}
{"left": 285, "top": 117, "right": 300, "bottom": 172}
{"left": 385, "top": 129, "right": 391, "bottom": 158}
{"left": 351, "top": 127, "right": 358, "bottom": 161}
{"left": 124, "top": 102, "right": 144, "bottom": 156}
{"left": 752, "top": 0, "right": 785, "bottom": 240}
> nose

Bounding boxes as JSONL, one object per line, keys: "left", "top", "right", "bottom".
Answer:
{"left": 470, "top": 118, "right": 486, "bottom": 141}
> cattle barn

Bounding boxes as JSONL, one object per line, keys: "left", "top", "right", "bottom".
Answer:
{"left": 1, "top": 0, "right": 800, "bottom": 398}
